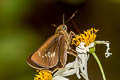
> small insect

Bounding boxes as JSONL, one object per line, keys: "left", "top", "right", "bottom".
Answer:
{"left": 26, "top": 11, "right": 78, "bottom": 73}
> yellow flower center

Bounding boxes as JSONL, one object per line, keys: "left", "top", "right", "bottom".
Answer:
{"left": 72, "top": 28, "right": 99, "bottom": 46}
{"left": 34, "top": 70, "right": 52, "bottom": 80}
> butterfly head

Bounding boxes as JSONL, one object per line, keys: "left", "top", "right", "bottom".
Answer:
{"left": 56, "top": 24, "right": 67, "bottom": 32}
{"left": 61, "top": 24, "right": 67, "bottom": 31}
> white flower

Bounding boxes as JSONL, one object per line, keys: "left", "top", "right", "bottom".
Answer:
{"left": 53, "top": 40, "right": 112, "bottom": 80}
{"left": 76, "top": 43, "right": 90, "bottom": 80}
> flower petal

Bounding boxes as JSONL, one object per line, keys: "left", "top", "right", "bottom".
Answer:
{"left": 105, "top": 52, "right": 112, "bottom": 58}
{"left": 52, "top": 76, "right": 69, "bottom": 80}
{"left": 53, "top": 61, "right": 75, "bottom": 77}
{"left": 65, "top": 61, "right": 75, "bottom": 69}
{"left": 63, "top": 69, "right": 76, "bottom": 76}
{"left": 78, "top": 53, "right": 89, "bottom": 80}
{"left": 76, "top": 42, "right": 87, "bottom": 53}
{"left": 53, "top": 69, "right": 65, "bottom": 77}
{"left": 74, "top": 57, "right": 81, "bottom": 79}
{"left": 95, "top": 41, "right": 112, "bottom": 58}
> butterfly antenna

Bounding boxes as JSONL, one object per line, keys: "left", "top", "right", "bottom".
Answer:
{"left": 71, "top": 19, "right": 80, "bottom": 33}
{"left": 63, "top": 13, "right": 65, "bottom": 24}
{"left": 65, "top": 10, "right": 78, "bottom": 24}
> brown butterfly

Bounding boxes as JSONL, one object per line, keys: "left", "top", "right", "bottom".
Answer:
{"left": 26, "top": 12, "right": 78, "bottom": 73}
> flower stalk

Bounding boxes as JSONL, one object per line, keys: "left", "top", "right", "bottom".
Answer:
{"left": 91, "top": 52, "right": 106, "bottom": 80}
{"left": 89, "top": 46, "right": 106, "bottom": 80}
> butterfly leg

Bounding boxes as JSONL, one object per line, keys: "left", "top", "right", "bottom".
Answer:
{"left": 67, "top": 49, "right": 77, "bottom": 57}
{"left": 68, "top": 31, "right": 76, "bottom": 46}
{"left": 67, "top": 31, "right": 77, "bottom": 56}
{"left": 65, "top": 31, "right": 76, "bottom": 48}
{"left": 69, "top": 31, "right": 76, "bottom": 40}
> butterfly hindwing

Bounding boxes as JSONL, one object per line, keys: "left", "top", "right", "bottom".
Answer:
{"left": 59, "top": 35, "right": 67, "bottom": 67}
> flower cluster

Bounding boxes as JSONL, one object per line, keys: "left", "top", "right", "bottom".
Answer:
{"left": 34, "top": 70, "right": 52, "bottom": 80}
{"left": 72, "top": 28, "right": 99, "bottom": 46}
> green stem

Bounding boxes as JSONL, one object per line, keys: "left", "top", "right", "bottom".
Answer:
{"left": 92, "top": 52, "right": 106, "bottom": 80}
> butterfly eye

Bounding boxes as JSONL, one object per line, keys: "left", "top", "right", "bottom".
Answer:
{"left": 62, "top": 25, "right": 67, "bottom": 30}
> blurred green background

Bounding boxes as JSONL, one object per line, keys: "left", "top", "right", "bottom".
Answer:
{"left": 0, "top": 0, "right": 119, "bottom": 80}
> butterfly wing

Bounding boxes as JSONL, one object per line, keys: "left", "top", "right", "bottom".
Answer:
{"left": 27, "top": 34, "right": 60, "bottom": 69}
{"left": 59, "top": 35, "right": 68, "bottom": 67}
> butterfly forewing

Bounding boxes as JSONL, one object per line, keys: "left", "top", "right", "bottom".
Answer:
{"left": 27, "top": 34, "right": 63, "bottom": 69}
{"left": 44, "top": 36, "right": 60, "bottom": 67}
